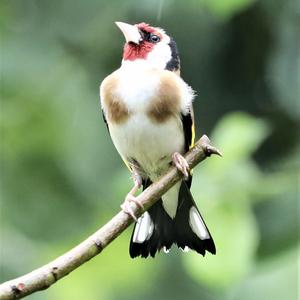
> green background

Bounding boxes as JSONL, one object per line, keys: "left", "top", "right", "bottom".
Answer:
{"left": 1, "top": 0, "right": 299, "bottom": 299}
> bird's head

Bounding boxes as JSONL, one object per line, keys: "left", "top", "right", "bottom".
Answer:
{"left": 115, "top": 22, "right": 180, "bottom": 72}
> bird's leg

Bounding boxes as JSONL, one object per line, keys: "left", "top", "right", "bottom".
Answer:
{"left": 172, "top": 152, "right": 190, "bottom": 179}
{"left": 121, "top": 168, "right": 144, "bottom": 221}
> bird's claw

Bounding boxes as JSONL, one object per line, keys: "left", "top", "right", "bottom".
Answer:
{"left": 172, "top": 152, "right": 190, "bottom": 179}
{"left": 121, "top": 202, "right": 137, "bottom": 221}
{"left": 121, "top": 194, "right": 144, "bottom": 221}
{"left": 125, "top": 193, "right": 144, "bottom": 210}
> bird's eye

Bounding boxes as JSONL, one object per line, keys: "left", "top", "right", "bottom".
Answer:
{"left": 149, "top": 34, "right": 160, "bottom": 43}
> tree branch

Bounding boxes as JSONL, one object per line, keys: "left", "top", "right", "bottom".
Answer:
{"left": 0, "top": 135, "right": 221, "bottom": 300}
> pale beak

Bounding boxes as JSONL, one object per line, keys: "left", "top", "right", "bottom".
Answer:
{"left": 115, "top": 22, "right": 142, "bottom": 44}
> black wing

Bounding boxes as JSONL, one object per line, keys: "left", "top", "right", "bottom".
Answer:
{"left": 181, "top": 108, "right": 195, "bottom": 188}
{"left": 181, "top": 107, "right": 195, "bottom": 152}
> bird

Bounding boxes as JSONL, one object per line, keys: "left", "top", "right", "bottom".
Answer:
{"left": 100, "top": 21, "right": 216, "bottom": 258}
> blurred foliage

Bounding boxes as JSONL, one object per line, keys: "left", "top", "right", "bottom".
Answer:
{"left": 0, "top": 0, "right": 299, "bottom": 300}
{"left": 199, "top": 0, "right": 255, "bottom": 19}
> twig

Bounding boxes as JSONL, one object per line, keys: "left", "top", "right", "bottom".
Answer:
{"left": 0, "top": 135, "right": 221, "bottom": 300}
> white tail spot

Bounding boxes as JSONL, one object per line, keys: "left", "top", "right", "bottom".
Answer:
{"left": 163, "top": 246, "right": 170, "bottom": 254}
{"left": 189, "top": 206, "right": 210, "bottom": 240}
{"left": 132, "top": 211, "right": 154, "bottom": 243}
{"left": 180, "top": 246, "right": 190, "bottom": 252}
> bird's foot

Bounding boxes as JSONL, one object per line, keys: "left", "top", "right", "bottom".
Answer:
{"left": 121, "top": 194, "right": 144, "bottom": 221}
{"left": 172, "top": 152, "right": 190, "bottom": 179}
{"left": 121, "top": 170, "right": 144, "bottom": 221}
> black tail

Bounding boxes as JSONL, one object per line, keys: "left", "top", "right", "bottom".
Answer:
{"left": 129, "top": 180, "right": 216, "bottom": 258}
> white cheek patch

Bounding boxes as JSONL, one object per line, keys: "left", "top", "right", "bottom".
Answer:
{"left": 189, "top": 206, "right": 210, "bottom": 240}
{"left": 147, "top": 42, "right": 172, "bottom": 70}
{"left": 132, "top": 211, "right": 154, "bottom": 243}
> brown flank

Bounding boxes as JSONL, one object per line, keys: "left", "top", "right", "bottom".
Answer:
{"left": 102, "top": 74, "right": 131, "bottom": 124}
{"left": 147, "top": 72, "right": 181, "bottom": 123}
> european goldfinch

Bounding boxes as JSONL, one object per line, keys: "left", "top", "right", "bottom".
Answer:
{"left": 100, "top": 22, "right": 216, "bottom": 258}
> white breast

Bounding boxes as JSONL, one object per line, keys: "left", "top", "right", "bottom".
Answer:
{"left": 116, "top": 67, "right": 160, "bottom": 112}
{"left": 109, "top": 113, "right": 184, "bottom": 179}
